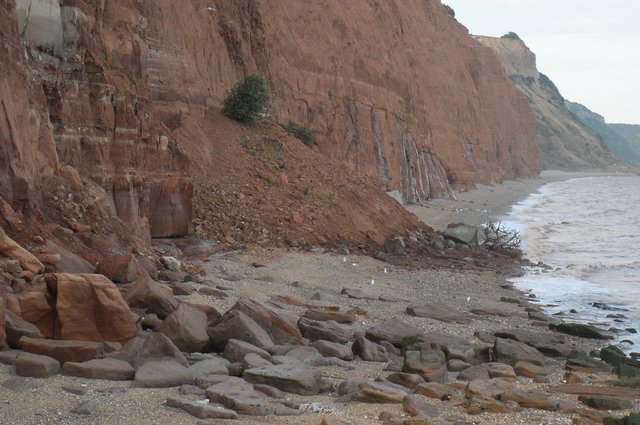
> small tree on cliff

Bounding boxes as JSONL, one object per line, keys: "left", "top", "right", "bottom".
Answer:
{"left": 222, "top": 74, "right": 270, "bottom": 124}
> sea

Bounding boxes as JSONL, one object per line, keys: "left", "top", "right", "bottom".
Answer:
{"left": 502, "top": 175, "right": 640, "bottom": 352}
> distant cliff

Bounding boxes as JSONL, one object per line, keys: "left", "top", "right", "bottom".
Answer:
{"left": 565, "top": 103, "right": 640, "bottom": 165}
{"left": 475, "top": 34, "right": 625, "bottom": 170}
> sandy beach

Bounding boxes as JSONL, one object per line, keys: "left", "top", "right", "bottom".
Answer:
{"left": 1, "top": 171, "right": 637, "bottom": 425}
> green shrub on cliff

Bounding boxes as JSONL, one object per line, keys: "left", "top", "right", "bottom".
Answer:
{"left": 222, "top": 75, "right": 270, "bottom": 124}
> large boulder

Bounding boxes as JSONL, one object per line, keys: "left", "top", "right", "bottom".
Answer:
{"left": 19, "top": 336, "right": 104, "bottom": 364}
{"left": 231, "top": 297, "right": 303, "bottom": 345}
{"left": 125, "top": 278, "right": 179, "bottom": 319}
{"left": 352, "top": 335, "right": 388, "bottom": 362}
{"left": 157, "top": 303, "right": 208, "bottom": 353}
{"left": 350, "top": 380, "right": 410, "bottom": 403}
{"left": 46, "top": 273, "right": 137, "bottom": 343}
{"left": 209, "top": 310, "right": 274, "bottom": 350}
{"left": 0, "top": 227, "right": 44, "bottom": 274}
{"left": 243, "top": 362, "right": 321, "bottom": 395}
{"left": 223, "top": 339, "right": 271, "bottom": 363}
{"left": 495, "top": 329, "right": 571, "bottom": 358}
{"left": 444, "top": 223, "right": 478, "bottom": 245}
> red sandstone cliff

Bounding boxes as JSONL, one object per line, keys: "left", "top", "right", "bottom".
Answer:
{"left": 1, "top": 0, "right": 540, "bottom": 248}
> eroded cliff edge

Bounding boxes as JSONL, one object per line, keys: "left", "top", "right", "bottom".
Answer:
{"left": 475, "top": 34, "right": 627, "bottom": 170}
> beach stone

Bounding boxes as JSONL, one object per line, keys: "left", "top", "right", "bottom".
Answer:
{"left": 160, "top": 256, "right": 182, "bottom": 271}
{"left": 350, "top": 380, "right": 409, "bottom": 403}
{"left": 134, "top": 360, "right": 193, "bottom": 388}
{"left": 166, "top": 396, "right": 238, "bottom": 419}
{"left": 448, "top": 359, "right": 471, "bottom": 372}
{"left": 273, "top": 404, "right": 301, "bottom": 416}
{"left": 415, "top": 382, "right": 455, "bottom": 400}
{"left": 514, "top": 361, "right": 553, "bottom": 378}
{"left": 19, "top": 337, "right": 104, "bottom": 364}
{"left": 402, "top": 394, "right": 440, "bottom": 418}
{"left": 243, "top": 352, "right": 273, "bottom": 369}
{"left": 125, "top": 278, "right": 179, "bottom": 319}
{"left": 567, "top": 349, "right": 610, "bottom": 370}
{"left": 209, "top": 310, "right": 274, "bottom": 350}
{"left": 406, "top": 303, "right": 470, "bottom": 324}
{"left": 386, "top": 372, "right": 426, "bottom": 389}
{"left": 501, "top": 389, "right": 559, "bottom": 411}
{"left": 71, "top": 399, "right": 99, "bottom": 415}
{"left": 458, "top": 365, "right": 490, "bottom": 381}
{"left": 297, "top": 317, "right": 351, "bottom": 344}
{"left": 494, "top": 337, "right": 545, "bottom": 366}
{"left": 62, "top": 358, "right": 135, "bottom": 380}
{"left": 600, "top": 345, "right": 627, "bottom": 366}
{"left": 2, "top": 376, "right": 43, "bottom": 392}
{"left": 303, "top": 308, "right": 355, "bottom": 323}
{"left": 365, "top": 318, "right": 425, "bottom": 347}
{"left": 550, "top": 323, "right": 614, "bottom": 340}
{"left": 0, "top": 350, "right": 20, "bottom": 365}
{"left": 4, "top": 311, "right": 44, "bottom": 348}
{"left": 443, "top": 223, "right": 478, "bottom": 245}
{"left": 284, "top": 346, "right": 326, "bottom": 366}
{"left": 15, "top": 352, "right": 60, "bottom": 378}
{"left": 465, "top": 378, "right": 515, "bottom": 399}
{"left": 352, "top": 335, "right": 388, "bottom": 362}
{"left": 483, "top": 362, "right": 517, "bottom": 379}
{"left": 495, "top": 328, "right": 571, "bottom": 357}
{"left": 311, "top": 340, "right": 354, "bottom": 360}
{"left": 243, "top": 363, "right": 321, "bottom": 395}
{"left": 231, "top": 297, "right": 303, "bottom": 345}
{"left": 578, "top": 395, "right": 633, "bottom": 410}
{"left": 223, "top": 339, "right": 271, "bottom": 363}
{"left": 341, "top": 287, "right": 377, "bottom": 300}
{"left": 157, "top": 303, "right": 209, "bottom": 353}
{"left": 189, "top": 357, "right": 230, "bottom": 378}
{"left": 403, "top": 349, "right": 447, "bottom": 383}
{"left": 254, "top": 383, "right": 285, "bottom": 399}
{"left": 206, "top": 376, "right": 272, "bottom": 416}
{"left": 114, "top": 333, "right": 189, "bottom": 368}
{"left": 13, "top": 291, "right": 55, "bottom": 338}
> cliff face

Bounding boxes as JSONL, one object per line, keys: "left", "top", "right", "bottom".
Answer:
{"left": 475, "top": 35, "right": 624, "bottom": 170}
{"left": 2, "top": 0, "right": 541, "bottom": 245}
{"left": 565, "top": 102, "right": 640, "bottom": 165}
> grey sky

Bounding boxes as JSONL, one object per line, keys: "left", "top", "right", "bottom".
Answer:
{"left": 444, "top": 0, "right": 640, "bottom": 124}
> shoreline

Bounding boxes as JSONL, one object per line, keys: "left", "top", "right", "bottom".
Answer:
{"left": 409, "top": 170, "right": 630, "bottom": 231}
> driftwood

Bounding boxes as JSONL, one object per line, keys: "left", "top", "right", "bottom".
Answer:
{"left": 482, "top": 221, "right": 521, "bottom": 252}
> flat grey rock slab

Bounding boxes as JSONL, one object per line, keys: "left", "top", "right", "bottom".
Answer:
{"left": 62, "top": 359, "right": 135, "bottom": 381}
{"left": 134, "top": 360, "right": 193, "bottom": 388}
{"left": 206, "top": 376, "right": 273, "bottom": 416}
{"left": 243, "top": 363, "right": 321, "bottom": 395}
{"left": 406, "top": 303, "right": 470, "bottom": 324}
{"left": 2, "top": 376, "right": 44, "bottom": 392}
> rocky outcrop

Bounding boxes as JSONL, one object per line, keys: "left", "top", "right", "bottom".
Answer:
{"left": 475, "top": 34, "right": 625, "bottom": 170}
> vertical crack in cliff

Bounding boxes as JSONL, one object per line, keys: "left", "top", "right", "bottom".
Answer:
{"left": 371, "top": 109, "right": 391, "bottom": 188}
